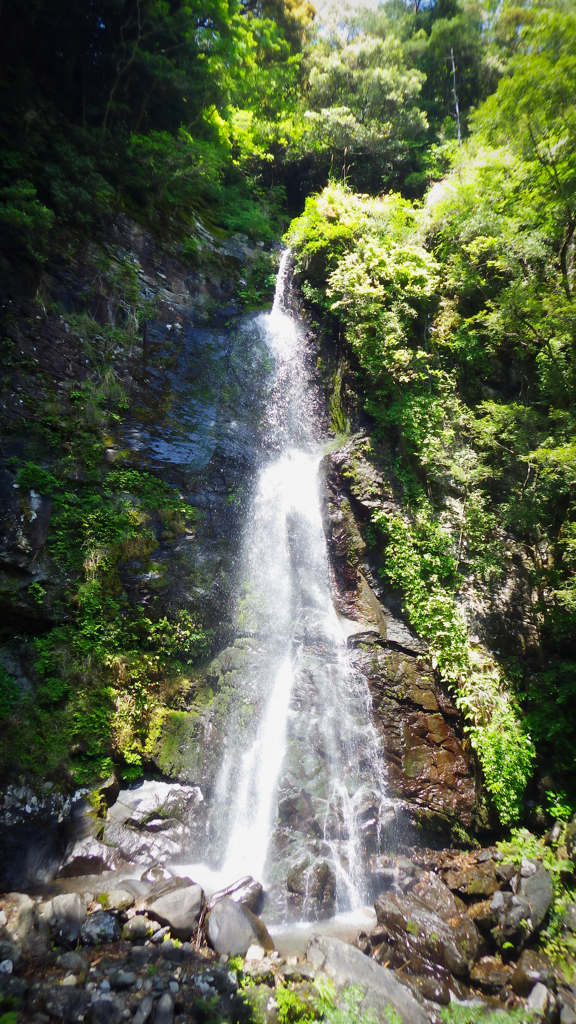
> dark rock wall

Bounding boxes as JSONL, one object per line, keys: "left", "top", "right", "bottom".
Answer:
{"left": 322, "top": 435, "right": 480, "bottom": 838}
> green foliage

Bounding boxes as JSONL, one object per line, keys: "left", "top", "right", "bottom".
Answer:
{"left": 237, "top": 250, "right": 280, "bottom": 306}
{"left": 0, "top": 181, "right": 54, "bottom": 261}
{"left": 0, "top": 1013, "right": 20, "bottom": 1024}
{"left": 1, "top": 294, "right": 207, "bottom": 784}
{"left": 440, "top": 1004, "right": 534, "bottom": 1024}
{"left": 372, "top": 505, "right": 534, "bottom": 825}
{"left": 287, "top": 1, "right": 576, "bottom": 814}
{"left": 314, "top": 984, "right": 378, "bottom": 1024}
{"left": 0, "top": 667, "right": 19, "bottom": 719}
{"left": 496, "top": 825, "right": 576, "bottom": 960}
{"left": 546, "top": 790, "right": 573, "bottom": 823}
{"left": 276, "top": 987, "right": 315, "bottom": 1024}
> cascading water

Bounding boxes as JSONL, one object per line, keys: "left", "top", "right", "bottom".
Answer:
{"left": 185, "top": 252, "right": 392, "bottom": 917}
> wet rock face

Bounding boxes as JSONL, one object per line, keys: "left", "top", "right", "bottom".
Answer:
{"left": 353, "top": 646, "right": 476, "bottom": 830}
{"left": 206, "top": 898, "right": 273, "bottom": 957}
{"left": 146, "top": 885, "right": 204, "bottom": 941}
{"left": 322, "top": 438, "right": 477, "bottom": 835}
{"left": 374, "top": 891, "right": 481, "bottom": 978}
{"left": 61, "top": 780, "right": 209, "bottom": 876}
{"left": 306, "top": 934, "right": 428, "bottom": 1024}
{"left": 286, "top": 859, "right": 337, "bottom": 918}
{"left": 0, "top": 784, "right": 75, "bottom": 892}
{"left": 490, "top": 865, "right": 554, "bottom": 953}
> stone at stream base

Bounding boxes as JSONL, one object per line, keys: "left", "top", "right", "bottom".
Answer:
{"left": 104, "top": 889, "right": 135, "bottom": 913}
{"left": 79, "top": 911, "right": 120, "bottom": 945}
{"left": 0, "top": 926, "right": 22, "bottom": 968}
{"left": 91, "top": 1000, "right": 124, "bottom": 1024}
{"left": 306, "top": 934, "right": 428, "bottom": 1024}
{"left": 154, "top": 991, "right": 174, "bottom": 1024}
{"left": 511, "top": 950, "right": 557, "bottom": 997}
{"left": 58, "top": 837, "right": 118, "bottom": 878}
{"left": 206, "top": 898, "right": 273, "bottom": 957}
{"left": 564, "top": 904, "right": 576, "bottom": 933}
{"left": 491, "top": 866, "right": 553, "bottom": 953}
{"left": 41, "top": 893, "right": 87, "bottom": 946}
{"left": 470, "top": 956, "right": 514, "bottom": 994}
{"left": 286, "top": 859, "right": 336, "bottom": 918}
{"left": 122, "top": 917, "right": 154, "bottom": 943}
{"left": 14, "top": 898, "right": 51, "bottom": 956}
{"left": 146, "top": 884, "right": 204, "bottom": 941}
{"left": 42, "top": 986, "right": 93, "bottom": 1023}
{"left": 207, "top": 876, "right": 264, "bottom": 915}
{"left": 374, "top": 892, "right": 481, "bottom": 978}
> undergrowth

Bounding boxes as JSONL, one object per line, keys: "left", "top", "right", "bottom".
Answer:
{"left": 0, "top": 273, "right": 209, "bottom": 785}
{"left": 372, "top": 504, "right": 534, "bottom": 825}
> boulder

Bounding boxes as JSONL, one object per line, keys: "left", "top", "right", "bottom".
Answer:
{"left": 286, "top": 859, "right": 336, "bottom": 916}
{"left": 110, "top": 970, "right": 137, "bottom": 990}
{"left": 470, "top": 956, "right": 514, "bottom": 993}
{"left": 208, "top": 876, "right": 264, "bottom": 915}
{"left": 107, "top": 781, "right": 202, "bottom": 828}
{"left": 409, "top": 872, "right": 465, "bottom": 920}
{"left": 466, "top": 899, "right": 495, "bottom": 930}
{"left": 207, "top": 898, "right": 273, "bottom": 957}
{"left": 132, "top": 995, "right": 154, "bottom": 1024}
{"left": 0, "top": 925, "right": 22, "bottom": 967}
{"left": 408, "top": 975, "right": 450, "bottom": 1006}
{"left": 564, "top": 904, "right": 576, "bottom": 933}
{"left": 42, "top": 985, "right": 92, "bottom": 1022}
{"left": 57, "top": 838, "right": 117, "bottom": 878}
{"left": 55, "top": 952, "right": 88, "bottom": 973}
{"left": 79, "top": 911, "right": 120, "bottom": 945}
{"left": 15, "top": 898, "right": 51, "bottom": 956}
{"left": 147, "top": 883, "right": 204, "bottom": 941}
{"left": 306, "top": 934, "right": 428, "bottom": 1024}
{"left": 495, "top": 862, "right": 518, "bottom": 888}
{"left": 122, "top": 917, "right": 153, "bottom": 943}
{"left": 90, "top": 1000, "right": 123, "bottom": 1024}
{"left": 442, "top": 861, "right": 499, "bottom": 898}
{"left": 565, "top": 815, "right": 576, "bottom": 862}
{"left": 154, "top": 992, "right": 174, "bottom": 1024}
{"left": 99, "top": 774, "right": 121, "bottom": 808}
{"left": 522, "top": 867, "right": 554, "bottom": 932}
{"left": 104, "top": 889, "right": 134, "bottom": 912}
{"left": 528, "top": 982, "right": 555, "bottom": 1019}
{"left": 43, "top": 894, "right": 86, "bottom": 946}
{"left": 491, "top": 867, "right": 553, "bottom": 952}
{"left": 374, "top": 892, "right": 480, "bottom": 977}
{"left": 511, "top": 950, "right": 557, "bottom": 997}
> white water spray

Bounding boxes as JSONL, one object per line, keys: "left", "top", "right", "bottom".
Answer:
{"left": 183, "top": 251, "right": 390, "bottom": 912}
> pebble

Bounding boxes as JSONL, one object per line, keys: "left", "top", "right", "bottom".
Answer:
{"left": 528, "top": 982, "right": 551, "bottom": 1014}
{"left": 113, "top": 971, "right": 137, "bottom": 991}
{"left": 100, "top": 979, "right": 111, "bottom": 992}
{"left": 132, "top": 995, "right": 154, "bottom": 1024}
{"left": 61, "top": 975, "right": 77, "bottom": 987}
{"left": 168, "top": 981, "right": 179, "bottom": 994}
{"left": 0, "top": 960, "right": 13, "bottom": 974}
{"left": 245, "top": 944, "right": 265, "bottom": 961}
{"left": 154, "top": 992, "right": 174, "bottom": 1024}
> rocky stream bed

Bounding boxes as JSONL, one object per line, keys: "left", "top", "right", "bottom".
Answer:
{"left": 2, "top": 794, "right": 576, "bottom": 1024}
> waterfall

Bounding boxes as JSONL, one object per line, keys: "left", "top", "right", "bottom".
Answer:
{"left": 185, "top": 252, "right": 390, "bottom": 916}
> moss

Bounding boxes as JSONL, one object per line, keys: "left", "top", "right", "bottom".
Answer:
{"left": 148, "top": 709, "right": 204, "bottom": 781}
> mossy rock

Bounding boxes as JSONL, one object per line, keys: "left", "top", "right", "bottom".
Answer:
{"left": 148, "top": 709, "right": 204, "bottom": 782}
